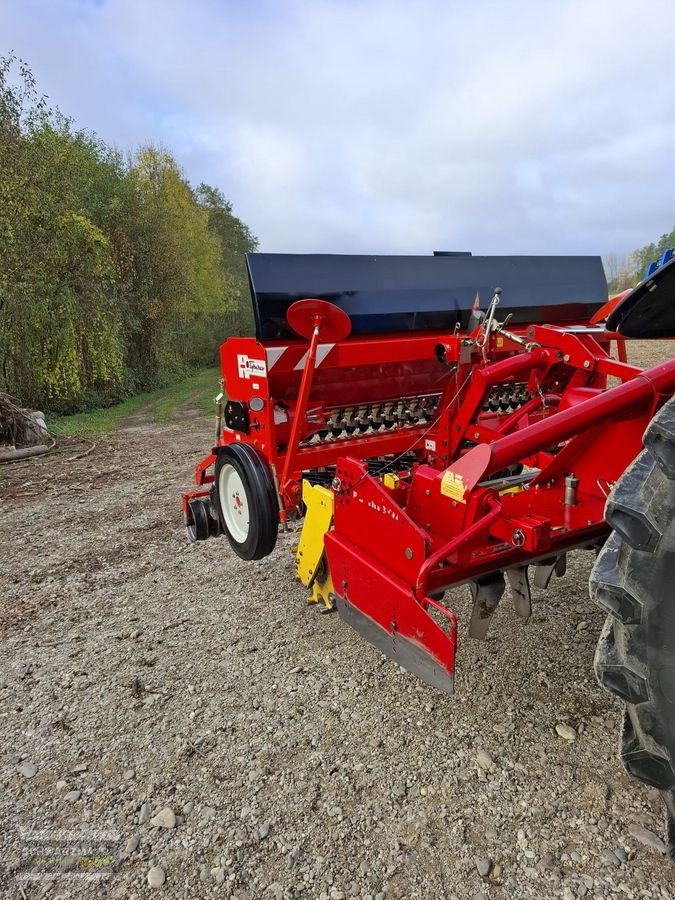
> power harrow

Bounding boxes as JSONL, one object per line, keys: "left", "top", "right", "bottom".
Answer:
{"left": 182, "top": 249, "right": 675, "bottom": 852}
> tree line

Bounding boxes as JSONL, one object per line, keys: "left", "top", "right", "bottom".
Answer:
{"left": 605, "top": 226, "right": 675, "bottom": 294}
{"left": 0, "top": 55, "right": 257, "bottom": 413}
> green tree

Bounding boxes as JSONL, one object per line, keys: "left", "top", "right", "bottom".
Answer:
{"left": 196, "top": 183, "right": 258, "bottom": 337}
{"left": 631, "top": 227, "right": 675, "bottom": 281}
{"left": 606, "top": 227, "right": 675, "bottom": 294}
{"left": 0, "top": 58, "right": 124, "bottom": 409}
{"left": 126, "top": 147, "right": 227, "bottom": 383}
{"left": 0, "top": 55, "right": 258, "bottom": 411}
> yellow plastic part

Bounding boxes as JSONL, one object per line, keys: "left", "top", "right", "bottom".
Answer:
{"left": 499, "top": 484, "right": 524, "bottom": 496}
{"left": 383, "top": 472, "right": 400, "bottom": 489}
{"left": 295, "top": 481, "right": 335, "bottom": 607}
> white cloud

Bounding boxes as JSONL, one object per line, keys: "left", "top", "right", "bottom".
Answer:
{"left": 3, "top": 0, "right": 675, "bottom": 256}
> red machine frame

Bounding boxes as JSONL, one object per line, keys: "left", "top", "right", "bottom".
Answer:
{"left": 184, "top": 308, "right": 675, "bottom": 691}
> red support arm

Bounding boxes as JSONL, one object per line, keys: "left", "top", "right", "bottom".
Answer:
{"left": 279, "top": 321, "right": 321, "bottom": 513}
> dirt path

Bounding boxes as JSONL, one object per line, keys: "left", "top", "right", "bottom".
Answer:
{"left": 0, "top": 383, "right": 674, "bottom": 899}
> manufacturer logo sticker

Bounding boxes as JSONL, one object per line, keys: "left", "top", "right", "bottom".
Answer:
{"left": 237, "top": 355, "right": 267, "bottom": 380}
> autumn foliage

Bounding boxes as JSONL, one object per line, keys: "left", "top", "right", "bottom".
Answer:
{"left": 0, "top": 55, "right": 257, "bottom": 412}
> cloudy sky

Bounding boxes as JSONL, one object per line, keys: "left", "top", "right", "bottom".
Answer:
{"left": 3, "top": 0, "right": 675, "bottom": 258}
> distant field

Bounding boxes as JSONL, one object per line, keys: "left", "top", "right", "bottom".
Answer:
{"left": 48, "top": 368, "right": 220, "bottom": 437}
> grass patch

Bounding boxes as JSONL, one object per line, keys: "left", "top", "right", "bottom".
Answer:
{"left": 49, "top": 368, "right": 220, "bottom": 437}
{"left": 150, "top": 368, "right": 220, "bottom": 423}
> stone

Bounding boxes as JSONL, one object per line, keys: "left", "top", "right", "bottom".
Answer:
{"left": 614, "top": 846, "right": 627, "bottom": 863}
{"left": 18, "top": 762, "right": 38, "bottom": 778}
{"left": 601, "top": 848, "right": 620, "bottom": 867}
{"left": 124, "top": 834, "right": 140, "bottom": 856}
{"left": 492, "top": 863, "right": 502, "bottom": 878}
{"left": 211, "top": 867, "right": 225, "bottom": 884}
{"left": 147, "top": 866, "right": 165, "bottom": 888}
{"left": 64, "top": 790, "right": 81, "bottom": 802}
{"left": 123, "top": 768, "right": 135, "bottom": 780}
{"left": 556, "top": 723, "right": 576, "bottom": 741}
{"left": 476, "top": 857, "right": 492, "bottom": 877}
{"left": 182, "top": 801, "right": 194, "bottom": 815}
{"left": 476, "top": 750, "right": 494, "bottom": 771}
{"left": 150, "top": 807, "right": 176, "bottom": 829}
{"left": 139, "top": 802, "right": 152, "bottom": 824}
{"left": 56, "top": 780, "right": 68, "bottom": 792}
{"left": 628, "top": 823, "right": 667, "bottom": 854}
{"left": 259, "top": 822, "right": 271, "bottom": 839}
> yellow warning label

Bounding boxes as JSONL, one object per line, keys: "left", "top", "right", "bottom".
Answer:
{"left": 440, "top": 470, "right": 467, "bottom": 503}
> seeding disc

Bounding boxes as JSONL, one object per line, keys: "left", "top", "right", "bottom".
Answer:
{"left": 287, "top": 298, "right": 352, "bottom": 341}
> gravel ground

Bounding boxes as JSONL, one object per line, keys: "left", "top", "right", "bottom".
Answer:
{"left": 1, "top": 344, "right": 675, "bottom": 900}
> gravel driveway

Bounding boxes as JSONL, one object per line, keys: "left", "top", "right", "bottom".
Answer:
{"left": 1, "top": 345, "right": 674, "bottom": 900}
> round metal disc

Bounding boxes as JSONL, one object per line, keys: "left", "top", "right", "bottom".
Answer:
{"left": 218, "top": 462, "right": 250, "bottom": 545}
{"left": 287, "top": 298, "right": 352, "bottom": 341}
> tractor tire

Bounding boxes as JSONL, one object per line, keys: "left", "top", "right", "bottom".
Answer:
{"left": 590, "top": 396, "right": 675, "bottom": 860}
{"left": 214, "top": 444, "right": 279, "bottom": 561}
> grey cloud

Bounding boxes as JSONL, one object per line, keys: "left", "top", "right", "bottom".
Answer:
{"left": 3, "top": 0, "right": 675, "bottom": 256}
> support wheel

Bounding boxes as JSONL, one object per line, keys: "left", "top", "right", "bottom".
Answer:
{"left": 590, "top": 397, "right": 675, "bottom": 860}
{"left": 215, "top": 445, "right": 279, "bottom": 560}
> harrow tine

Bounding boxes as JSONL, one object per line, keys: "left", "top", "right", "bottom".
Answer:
{"left": 506, "top": 567, "right": 532, "bottom": 621}
{"left": 533, "top": 554, "right": 567, "bottom": 589}
{"left": 468, "top": 573, "right": 506, "bottom": 640}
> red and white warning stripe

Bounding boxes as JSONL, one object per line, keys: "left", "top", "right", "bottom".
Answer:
{"left": 265, "top": 344, "right": 336, "bottom": 372}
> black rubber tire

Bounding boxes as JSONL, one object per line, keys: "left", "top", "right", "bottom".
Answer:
{"left": 214, "top": 444, "right": 279, "bottom": 561}
{"left": 590, "top": 396, "right": 675, "bottom": 859}
{"left": 185, "top": 497, "right": 221, "bottom": 542}
{"left": 186, "top": 498, "right": 209, "bottom": 542}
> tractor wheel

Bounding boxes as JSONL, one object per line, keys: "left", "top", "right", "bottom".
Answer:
{"left": 214, "top": 444, "right": 279, "bottom": 561}
{"left": 590, "top": 396, "right": 675, "bottom": 860}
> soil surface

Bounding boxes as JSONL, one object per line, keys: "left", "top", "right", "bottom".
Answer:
{"left": 1, "top": 344, "right": 674, "bottom": 900}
